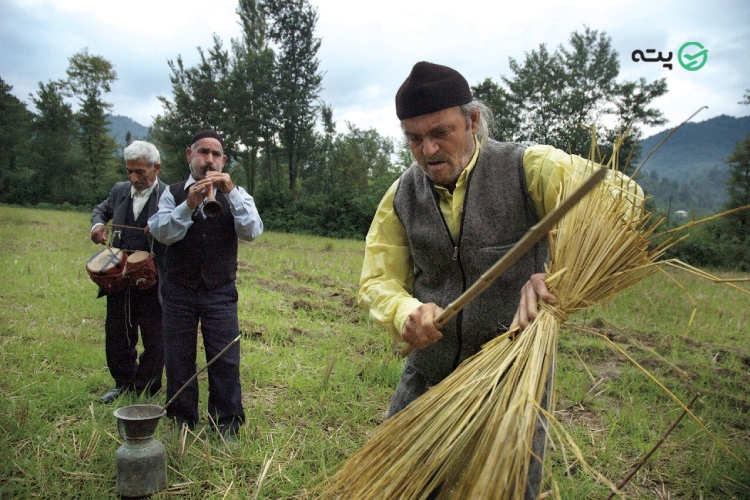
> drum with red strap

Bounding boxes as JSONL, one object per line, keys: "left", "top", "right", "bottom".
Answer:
{"left": 125, "top": 251, "right": 158, "bottom": 290}
{"left": 87, "top": 248, "right": 128, "bottom": 292}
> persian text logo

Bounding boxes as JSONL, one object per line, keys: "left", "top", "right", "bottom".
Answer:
{"left": 631, "top": 42, "right": 708, "bottom": 71}
{"left": 678, "top": 42, "right": 708, "bottom": 71}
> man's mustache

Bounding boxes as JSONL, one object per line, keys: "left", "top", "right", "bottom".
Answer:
{"left": 191, "top": 163, "right": 220, "bottom": 174}
{"left": 423, "top": 155, "right": 448, "bottom": 164}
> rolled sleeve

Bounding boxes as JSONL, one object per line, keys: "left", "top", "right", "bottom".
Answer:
{"left": 358, "top": 179, "right": 422, "bottom": 342}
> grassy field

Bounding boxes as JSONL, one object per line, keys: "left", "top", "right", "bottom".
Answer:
{"left": 0, "top": 204, "right": 748, "bottom": 499}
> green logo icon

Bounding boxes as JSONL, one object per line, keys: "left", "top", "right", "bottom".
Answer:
{"left": 678, "top": 42, "right": 708, "bottom": 71}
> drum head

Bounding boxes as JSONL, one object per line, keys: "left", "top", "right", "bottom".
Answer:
{"left": 126, "top": 250, "right": 151, "bottom": 264}
{"left": 87, "top": 248, "right": 125, "bottom": 274}
{"left": 86, "top": 248, "right": 127, "bottom": 292}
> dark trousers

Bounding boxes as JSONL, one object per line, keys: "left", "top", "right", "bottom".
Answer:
{"left": 105, "top": 284, "right": 164, "bottom": 394}
{"left": 161, "top": 280, "right": 244, "bottom": 434}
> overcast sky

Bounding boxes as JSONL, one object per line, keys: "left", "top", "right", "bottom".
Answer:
{"left": 2, "top": 0, "right": 748, "bottom": 142}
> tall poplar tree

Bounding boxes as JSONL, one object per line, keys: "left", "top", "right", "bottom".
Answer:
{"left": 30, "top": 81, "right": 80, "bottom": 204}
{"left": 264, "top": 0, "right": 322, "bottom": 194}
{"left": 302, "top": 102, "right": 336, "bottom": 196}
{"left": 64, "top": 48, "right": 120, "bottom": 204}
{"left": 153, "top": 35, "right": 232, "bottom": 183}
{"left": 228, "top": 0, "right": 280, "bottom": 194}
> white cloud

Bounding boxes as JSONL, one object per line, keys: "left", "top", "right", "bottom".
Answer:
{"left": 1, "top": 0, "right": 748, "bottom": 139}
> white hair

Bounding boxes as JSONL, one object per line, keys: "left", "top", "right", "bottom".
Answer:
{"left": 124, "top": 140, "right": 161, "bottom": 166}
{"left": 459, "top": 100, "right": 495, "bottom": 149}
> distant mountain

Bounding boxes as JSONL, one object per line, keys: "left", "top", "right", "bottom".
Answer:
{"left": 635, "top": 114, "right": 750, "bottom": 214}
{"left": 638, "top": 114, "right": 750, "bottom": 180}
{"left": 107, "top": 115, "right": 150, "bottom": 147}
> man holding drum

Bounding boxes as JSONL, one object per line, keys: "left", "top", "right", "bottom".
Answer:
{"left": 90, "top": 140, "right": 167, "bottom": 404}
{"left": 148, "top": 130, "right": 263, "bottom": 445}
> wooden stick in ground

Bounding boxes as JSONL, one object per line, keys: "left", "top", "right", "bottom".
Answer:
{"left": 163, "top": 335, "right": 242, "bottom": 410}
{"left": 606, "top": 392, "right": 701, "bottom": 500}
{"left": 400, "top": 166, "right": 608, "bottom": 358}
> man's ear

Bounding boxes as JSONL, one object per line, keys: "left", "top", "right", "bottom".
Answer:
{"left": 470, "top": 109, "right": 480, "bottom": 134}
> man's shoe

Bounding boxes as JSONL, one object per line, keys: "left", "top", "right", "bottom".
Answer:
{"left": 99, "top": 387, "right": 125, "bottom": 404}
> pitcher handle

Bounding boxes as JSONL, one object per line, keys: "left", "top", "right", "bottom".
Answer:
{"left": 117, "top": 417, "right": 127, "bottom": 441}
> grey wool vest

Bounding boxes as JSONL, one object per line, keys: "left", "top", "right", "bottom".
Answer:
{"left": 393, "top": 139, "right": 548, "bottom": 384}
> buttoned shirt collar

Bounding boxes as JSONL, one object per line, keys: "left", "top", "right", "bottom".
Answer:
{"left": 131, "top": 179, "right": 158, "bottom": 199}
{"left": 131, "top": 178, "right": 158, "bottom": 219}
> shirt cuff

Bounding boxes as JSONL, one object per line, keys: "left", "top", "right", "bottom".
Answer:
{"left": 227, "top": 184, "right": 243, "bottom": 201}
{"left": 393, "top": 297, "right": 424, "bottom": 341}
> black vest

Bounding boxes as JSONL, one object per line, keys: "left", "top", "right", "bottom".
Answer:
{"left": 118, "top": 197, "right": 151, "bottom": 252}
{"left": 393, "top": 140, "right": 548, "bottom": 384}
{"left": 163, "top": 181, "right": 238, "bottom": 290}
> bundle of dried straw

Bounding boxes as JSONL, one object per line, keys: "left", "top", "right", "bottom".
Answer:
{"left": 313, "top": 138, "right": 715, "bottom": 499}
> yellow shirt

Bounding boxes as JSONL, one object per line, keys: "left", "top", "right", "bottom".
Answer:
{"left": 358, "top": 143, "right": 643, "bottom": 341}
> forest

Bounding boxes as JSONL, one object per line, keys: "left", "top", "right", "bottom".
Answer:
{"left": 0, "top": 0, "right": 748, "bottom": 266}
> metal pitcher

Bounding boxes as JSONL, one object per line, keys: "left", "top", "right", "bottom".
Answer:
{"left": 113, "top": 404, "right": 166, "bottom": 497}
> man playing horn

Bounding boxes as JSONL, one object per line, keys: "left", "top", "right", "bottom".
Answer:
{"left": 148, "top": 130, "right": 263, "bottom": 446}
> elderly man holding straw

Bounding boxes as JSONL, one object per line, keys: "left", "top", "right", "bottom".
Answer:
{"left": 358, "top": 61, "right": 641, "bottom": 498}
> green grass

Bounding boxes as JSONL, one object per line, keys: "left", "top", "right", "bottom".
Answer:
{"left": 1, "top": 204, "right": 749, "bottom": 499}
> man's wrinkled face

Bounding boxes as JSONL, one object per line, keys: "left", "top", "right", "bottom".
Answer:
{"left": 126, "top": 158, "right": 160, "bottom": 192}
{"left": 186, "top": 137, "right": 227, "bottom": 180}
{"left": 401, "top": 106, "right": 479, "bottom": 187}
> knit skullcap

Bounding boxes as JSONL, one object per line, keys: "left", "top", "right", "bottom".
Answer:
{"left": 395, "top": 61, "right": 473, "bottom": 120}
{"left": 190, "top": 129, "right": 224, "bottom": 150}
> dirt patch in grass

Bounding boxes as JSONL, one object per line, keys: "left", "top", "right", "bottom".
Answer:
{"left": 292, "top": 297, "right": 360, "bottom": 323}
{"left": 240, "top": 319, "right": 266, "bottom": 340}
{"left": 254, "top": 277, "right": 315, "bottom": 296}
{"left": 237, "top": 259, "right": 259, "bottom": 272}
{"left": 556, "top": 401, "right": 607, "bottom": 432}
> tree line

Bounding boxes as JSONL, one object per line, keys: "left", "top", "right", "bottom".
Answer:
{"left": 1, "top": 47, "right": 121, "bottom": 208}
{"left": 0, "top": 1, "right": 746, "bottom": 266}
{"left": 637, "top": 167, "right": 729, "bottom": 215}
